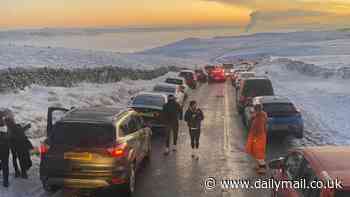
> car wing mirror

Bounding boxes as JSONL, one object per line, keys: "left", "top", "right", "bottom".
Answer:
{"left": 269, "top": 157, "right": 285, "bottom": 169}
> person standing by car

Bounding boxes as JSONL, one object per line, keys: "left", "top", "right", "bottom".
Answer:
{"left": 162, "top": 95, "right": 183, "bottom": 155}
{"left": 184, "top": 100, "right": 204, "bottom": 160}
{"left": 245, "top": 104, "right": 268, "bottom": 174}
{"left": 4, "top": 116, "right": 33, "bottom": 179}
{"left": 0, "top": 116, "right": 10, "bottom": 187}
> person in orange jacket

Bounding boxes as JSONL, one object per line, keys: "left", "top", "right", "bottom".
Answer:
{"left": 245, "top": 104, "right": 268, "bottom": 174}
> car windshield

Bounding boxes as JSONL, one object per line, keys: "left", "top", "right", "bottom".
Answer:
{"left": 50, "top": 123, "right": 115, "bottom": 147}
{"left": 242, "top": 80, "right": 274, "bottom": 97}
{"left": 335, "top": 190, "right": 350, "bottom": 197}
{"left": 165, "top": 78, "right": 183, "bottom": 85}
{"left": 263, "top": 103, "right": 297, "bottom": 114}
{"left": 153, "top": 85, "right": 176, "bottom": 93}
{"left": 133, "top": 95, "right": 165, "bottom": 107}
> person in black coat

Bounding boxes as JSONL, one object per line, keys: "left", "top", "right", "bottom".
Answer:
{"left": 162, "top": 95, "right": 183, "bottom": 155}
{"left": 0, "top": 117, "right": 10, "bottom": 187}
{"left": 184, "top": 100, "right": 204, "bottom": 160}
{"left": 4, "top": 117, "right": 33, "bottom": 179}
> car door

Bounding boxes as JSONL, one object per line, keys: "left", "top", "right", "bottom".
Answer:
{"left": 47, "top": 107, "right": 70, "bottom": 137}
{"left": 277, "top": 152, "right": 304, "bottom": 197}
{"left": 133, "top": 115, "right": 149, "bottom": 158}
{"left": 296, "top": 160, "right": 320, "bottom": 197}
{"left": 121, "top": 114, "right": 143, "bottom": 165}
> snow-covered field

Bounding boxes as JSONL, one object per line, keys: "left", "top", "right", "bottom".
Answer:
{"left": 1, "top": 28, "right": 350, "bottom": 196}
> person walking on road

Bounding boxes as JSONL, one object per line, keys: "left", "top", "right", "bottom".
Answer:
{"left": 4, "top": 116, "right": 33, "bottom": 179}
{"left": 162, "top": 95, "right": 183, "bottom": 155}
{"left": 184, "top": 100, "right": 204, "bottom": 160}
{"left": 245, "top": 104, "right": 268, "bottom": 175}
{"left": 0, "top": 115, "right": 10, "bottom": 187}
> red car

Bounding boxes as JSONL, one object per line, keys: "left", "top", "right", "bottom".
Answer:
{"left": 269, "top": 146, "right": 350, "bottom": 197}
{"left": 208, "top": 67, "right": 226, "bottom": 83}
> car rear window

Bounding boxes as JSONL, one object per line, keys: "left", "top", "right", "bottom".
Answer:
{"left": 335, "top": 190, "right": 350, "bottom": 197}
{"left": 242, "top": 79, "right": 274, "bottom": 97}
{"left": 50, "top": 123, "right": 115, "bottom": 147}
{"left": 153, "top": 85, "right": 176, "bottom": 93}
{"left": 263, "top": 103, "right": 298, "bottom": 117}
{"left": 165, "top": 78, "right": 183, "bottom": 85}
{"left": 133, "top": 95, "right": 165, "bottom": 107}
{"left": 179, "top": 72, "right": 194, "bottom": 80}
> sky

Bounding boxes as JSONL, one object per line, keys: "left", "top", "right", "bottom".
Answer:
{"left": 1, "top": 0, "right": 350, "bottom": 31}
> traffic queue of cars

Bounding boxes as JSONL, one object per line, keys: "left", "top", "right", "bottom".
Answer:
{"left": 38, "top": 68, "right": 204, "bottom": 196}
{"left": 231, "top": 63, "right": 304, "bottom": 140}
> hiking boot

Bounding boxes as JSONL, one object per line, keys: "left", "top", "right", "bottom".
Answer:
{"left": 15, "top": 170, "right": 21, "bottom": 178}
{"left": 21, "top": 171, "right": 28, "bottom": 179}
{"left": 3, "top": 180, "right": 9, "bottom": 188}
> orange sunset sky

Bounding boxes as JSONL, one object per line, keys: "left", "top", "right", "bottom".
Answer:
{"left": 1, "top": 0, "right": 350, "bottom": 30}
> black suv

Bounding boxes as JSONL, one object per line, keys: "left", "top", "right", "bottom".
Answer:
{"left": 236, "top": 77, "right": 274, "bottom": 113}
{"left": 39, "top": 107, "right": 152, "bottom": 196}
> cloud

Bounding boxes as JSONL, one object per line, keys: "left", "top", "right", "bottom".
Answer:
{"left": 203, "top": 0, "right": 350, "bottom": 31}
{"left": 245, "top": 9, "right": 330, "bottom": 32}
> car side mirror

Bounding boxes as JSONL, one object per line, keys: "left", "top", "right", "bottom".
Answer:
{"left": 269, "top": 157, "right": 285, "bottom": 169}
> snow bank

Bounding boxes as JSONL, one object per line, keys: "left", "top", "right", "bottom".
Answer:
{"left": 0, "top": 72, "right": 176, "bottom": 139}
{"left": 255, "top": 58, "right": 350, "bottom": 146}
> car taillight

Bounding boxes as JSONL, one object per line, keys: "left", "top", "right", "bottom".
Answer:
{"left": 39, "top": 143, "right": 50, "bottom": 155}
{"left": 107, "top": 143, "right": 128, "bottom": 158}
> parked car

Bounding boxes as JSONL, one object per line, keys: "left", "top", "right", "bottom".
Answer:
{"left": 40, "top": 107, "right": 152, "bottom": 196}
{"left": 129, "top": 92, "right": 167, "bottom": 129}
{"left": 244, "top": 96, "right": 304, "bottom": 139}
{"left": 152, "top": 83, "right": 185, "bottom": 107}
{"left": 234, "top": 71, "right": 255, "bottom": 88}
{"left": 208, "top": 66, "right": 226, "bottom": 83}
{"left": 178, "top": 70, "right": 197, "bottom": 89}
{"left": 164, "top": 77, "right": 189, "bottom": 100}
{"left": 195, "top": 69, "right": 208, "bottom": 83}
{"left": 222, "top": 63, "right": 235, "bottom": 77}
{"left": 204, "top": 65, "right": 215, "bottom": 75}
{"left": 231, "top": 68, "right": 249, "bottom": 86}
{"left": 269, "top": 146, "right": 350, "bottom": 197}
{"left": 237, "top": 76, "right": 274, "bottom": 113}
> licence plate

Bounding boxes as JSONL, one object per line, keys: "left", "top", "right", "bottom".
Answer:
{"left": 271, "top": 125, "right": 289, "bottom": 130}
{"left": 64, "top": 152, "right": 92, "bottom": 161}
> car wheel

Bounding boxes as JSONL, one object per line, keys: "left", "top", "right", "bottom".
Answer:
{"left": 124, "top": 163, "right": 136, "bottom": 197}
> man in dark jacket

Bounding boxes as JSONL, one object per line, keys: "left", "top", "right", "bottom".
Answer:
{"left": 4, "top": 117, "right": 33, "bottom": 179}
{"left": 162, "top": 95, "right": 183, "bottom": 155}
{"left": 0, "top": 116, "right": 10, "bottom": 187}
{"left": 184, "top": 100, "right": 204, "bottom": 160}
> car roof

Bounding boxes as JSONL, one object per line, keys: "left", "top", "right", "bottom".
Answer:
{"left": 179, "top": 69, "right": 195, "bottom": 73}
{"left": 154, "top": 83, "right": 178, "bottom": 88}
{"left": 134, "top": 91, "right": 168, "bottom": 99}
{"left": 296, "top": 146, "right": 350, "bottom": 188}
{"left": 59, "top": 107, "right": 126, "bottom": 125}
{"left": 254, "top": 96, "right": 291, "bottom": 104}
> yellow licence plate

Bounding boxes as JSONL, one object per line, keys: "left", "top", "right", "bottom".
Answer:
{"left": 64, "top": 152, "right": 92, "bottom": 161}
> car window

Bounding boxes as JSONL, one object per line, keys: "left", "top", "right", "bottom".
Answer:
{"left": 165, "top": 78, "right": 183, "bottom": 85}
{"left": 50, "top": 123, "right": 115, "bottom": 147}
{"left": 285, "top": 152, "right": 304, "bottom": 180}
{"left": 242, "top": 79, "right": 274, "bottom": 97}
{"left": 133, "top": 95, "right": 165, "bottom": 107}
